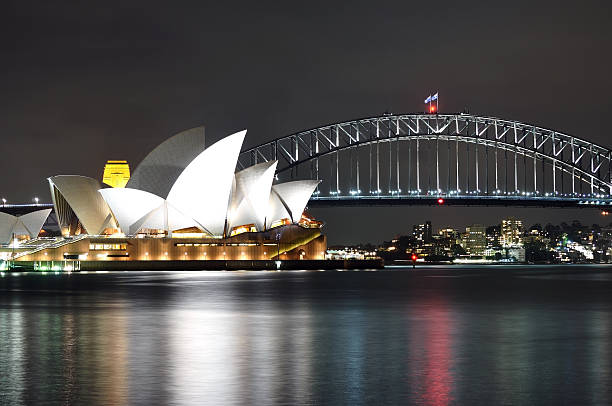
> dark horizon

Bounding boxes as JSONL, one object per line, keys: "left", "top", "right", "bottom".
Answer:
{"left": 2, "top": 0, "right": 611, "bottom": 243}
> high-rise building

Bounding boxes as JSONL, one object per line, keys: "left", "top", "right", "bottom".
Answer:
{"left": 501, "top": 217, "right": 523, "bottom": 247}
{"left": 486, "top": 225, "right": 501, "bottom": 248}
{"left": 462, "top": 224, "right": 486, "bottom": 255}
{"left": 438, "top": 228, "right": 458, "bottom": 240}
{"left": 102, "top": 160, "right": 131, "bottom": 188}
{"left": 414, "top": 221, "right": 433, "bottom": 242}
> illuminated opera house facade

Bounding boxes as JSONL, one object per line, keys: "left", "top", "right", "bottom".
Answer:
{"left": 17, "top": 127, "right": 326, "bottom": 263}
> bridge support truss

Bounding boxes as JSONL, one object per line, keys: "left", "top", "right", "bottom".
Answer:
{"left": 238, "top": 114, "right": 612, "bottom": 207}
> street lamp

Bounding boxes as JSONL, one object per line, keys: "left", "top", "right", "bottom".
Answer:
{"left": 1, "top": 198, "right": 6, "bottom": 207}
{"left": 34, "top": 197, "right": 39, "bottom": 205}
{"left": 275, "top": 232, "right": 282, "bottom": 270}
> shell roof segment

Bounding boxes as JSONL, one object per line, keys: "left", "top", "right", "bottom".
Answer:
{"left": 48, "top": 175, "right": 115, "bottom": 235}
{"left": 0, "top": 209, "right": 52, "bottom": 244}
{"left": 228, "top": 160, "right": 278, "bottom": 231}
{"left": 126, "top": 126, "right": 206, "bottom": 199}
{"left": 167, "top": 130, "right": 246, "bottom": 237}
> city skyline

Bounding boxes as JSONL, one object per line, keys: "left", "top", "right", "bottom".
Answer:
{"left": 313, "top": 204, "right": 609, "bottom": 245}
{"left": 372, "top": 215, "right": 612, "bottom": 263}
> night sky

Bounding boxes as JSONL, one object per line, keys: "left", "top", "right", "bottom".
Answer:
{"left": 1, "top": 1, "right": 611, "bottom": 244}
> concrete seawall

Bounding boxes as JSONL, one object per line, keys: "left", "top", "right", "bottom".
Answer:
{"left": 9, "top": 259, "right": 384, "bottom": 271}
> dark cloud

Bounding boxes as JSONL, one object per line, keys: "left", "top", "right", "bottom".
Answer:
{"left": 1, "top": 0, "right": 611, "bottom": 243}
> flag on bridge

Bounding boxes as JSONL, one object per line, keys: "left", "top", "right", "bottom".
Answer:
{"left": 424, "top": 92, "right": 439, "bottom": 113}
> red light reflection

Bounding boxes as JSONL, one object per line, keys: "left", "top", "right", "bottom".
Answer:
{"left": 409, "top": 297, "right": 454, "bottom": 405}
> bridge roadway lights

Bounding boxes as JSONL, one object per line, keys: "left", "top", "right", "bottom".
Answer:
{"left": 309, "top": 196, "right": 612, "bottom": 208}
{"left": 0, "top": 203, "right": 54, "bottom": 216}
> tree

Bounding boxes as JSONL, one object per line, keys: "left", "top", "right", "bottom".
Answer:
{"left": 451, "top": 244, "right": 466, "bottom": 256}
{"left": 545, "top": 223, "right": 561, "bottom": 240}
{"left": 525, "top": 241, "right": 553, "bottom": 263}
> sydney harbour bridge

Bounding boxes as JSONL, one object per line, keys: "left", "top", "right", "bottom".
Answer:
{"left": 237, "top": 113, "right": 612, "bottom": 208}
{"left": 3, "top": 112, "right": 612, "bottom": 216}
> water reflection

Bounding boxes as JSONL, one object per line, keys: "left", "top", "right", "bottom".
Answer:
{"left": 0, "top": 300, "right": 25, "bottom": 405}
{"left": 407, "top": 296, "right": 454, "bottom": 406}
{"left": 0, "top": 267, "right": 611, "bottom": 405}
{"left": 0, "top": 293, "right": 129, "bottom": 405}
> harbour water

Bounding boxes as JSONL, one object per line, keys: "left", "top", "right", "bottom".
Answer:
{"left": 1, "top": 265, "right": 611, "bottom": 405}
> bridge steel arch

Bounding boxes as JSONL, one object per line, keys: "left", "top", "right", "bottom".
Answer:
{"left": 237, "top": 114, "right": 612, "bottom": 207}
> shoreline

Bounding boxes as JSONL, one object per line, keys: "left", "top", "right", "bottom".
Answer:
{"left": 3, "top": 258, "right": 384, "bottom": 272}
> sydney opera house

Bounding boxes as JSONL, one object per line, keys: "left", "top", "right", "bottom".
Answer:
{"left": 4, "top": 127, "right": 326, "bottom": 266}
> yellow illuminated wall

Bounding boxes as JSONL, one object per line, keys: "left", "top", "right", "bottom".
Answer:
{"left": 102, "top": 160, "right": 130, "bottom": 188}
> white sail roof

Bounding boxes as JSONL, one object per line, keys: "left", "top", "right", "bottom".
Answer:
{"left": 271, "top": 180, "right": 320, "bottom": 223}
{"left": 227, "top": 161, "right": 277, "bottom": 231}
{"left": 99, "top": 188, "right": 203, "bottom": 235}
{"left": 167, "top": 130, "right": 246, "bottom": 237}
{"left": 0, "top": 212, "right": 19, "bottom": 244}
{"left": 0, "top": 209, "right": 52, "bottom": 244}
{"left": 265, "top": 190, "right": 291, "bottom": 228}
{"left": 98, "top": 188, "right": 165, "bottom": 234}
{"left": 48, "top": 128, "right": 322, "bottom": 237}
{"left": 48, "top": 175, "right": 115, "bottom": 235}
{"left": 18, "top": 209, "right": 53, "bottom": 238}
{"left": 129, "top": 201, "right": 202, "bottom": 235}
{"left": 126, "top": 126, "right": 206, "bottom": 199}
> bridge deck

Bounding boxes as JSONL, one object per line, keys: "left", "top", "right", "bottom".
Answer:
{"left": 308, "top": 196, "right": 612, "bottom": 208}
{"left": 0, "top": 204, "right": 54, "bottom": 216}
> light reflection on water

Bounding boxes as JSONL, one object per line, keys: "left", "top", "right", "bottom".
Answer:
{"left": 0, "top": 266, "right": 611, "bottom": 405}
